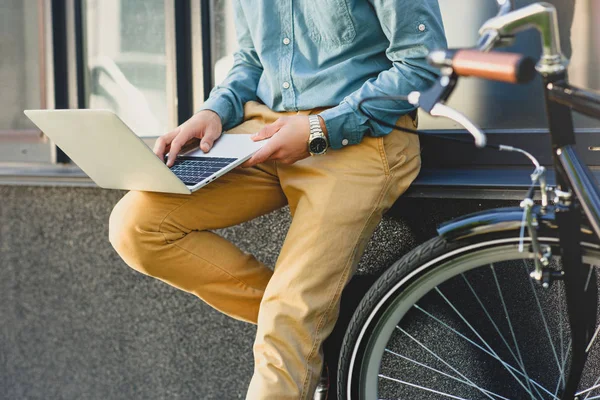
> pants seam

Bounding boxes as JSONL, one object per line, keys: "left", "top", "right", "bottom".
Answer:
{"left": 157, "top": 197, "right": 196, "bottom": 245}
{"left": 377, "top": 137, "right": 391, "bottom": 176}
{"left": 299, "top": 174, "right": 393, "bottom": 398}
{"left": 170, "top": 240, "right": 268, "bottom": 294}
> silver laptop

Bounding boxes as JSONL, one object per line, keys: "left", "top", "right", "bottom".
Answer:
{"left": 24, "top": 109, "right": 269, "bottom": 194}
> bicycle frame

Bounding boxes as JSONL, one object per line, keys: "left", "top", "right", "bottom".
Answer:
{"left": 436, "top": 72, "right": 600, "bottom": 400}
{"left": 436, "top": 3, "right": 600, "bottom": 397}
{"left": 548, "top": 82, "right": 600, "bottom": 238}
{"left": 538, "top": 66, "right": 600, "bottom": 399}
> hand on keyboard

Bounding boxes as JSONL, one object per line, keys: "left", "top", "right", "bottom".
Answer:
{"left": 154, "top": 110, "right": 223, "bottom": 167}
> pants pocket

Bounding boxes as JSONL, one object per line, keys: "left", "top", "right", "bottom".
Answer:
{"left": 380, "top": 114, "right": 420, "bottom": 174}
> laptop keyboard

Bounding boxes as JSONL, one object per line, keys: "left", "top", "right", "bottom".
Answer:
{"left": 169, "top": 156, "right": 238, "bottom": 186}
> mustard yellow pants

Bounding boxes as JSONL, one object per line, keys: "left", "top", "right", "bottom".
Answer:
{"left": 108, "top": 101, "right": 420, "bottom": 399}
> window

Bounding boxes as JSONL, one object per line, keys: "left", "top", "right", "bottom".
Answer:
{"left": 1, "top": 0, "right": 599, "bottom": 173}
{"left": 420, "top": 0, "right": 596, "bottom": 130}
{"left": 83, "top": 0, "right": 177, "bottom": 136}
{"left": 0, "top": 0, "right": 44, "bottom": 130}
{"left": 0, "top": 0, "right": 52, "bottom": 163}
{"left": 210, "top": 0, "right": 236, "bottom": 87}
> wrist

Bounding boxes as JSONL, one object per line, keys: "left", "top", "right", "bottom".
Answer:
{"left": 197, "top": 109, "right": 223, "bottom": 127}
{"left": 199, "top": 109, "right": 221, "bottom": 120}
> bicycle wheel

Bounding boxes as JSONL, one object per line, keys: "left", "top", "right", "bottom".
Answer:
{"left": 338, "top": 232, "right": 600, "bottom": 399}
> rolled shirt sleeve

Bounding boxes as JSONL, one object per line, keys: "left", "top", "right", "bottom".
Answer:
{"left": 319, "top": 0, "right": 447, "bottom": 149}
{"left": 197, "top": 0, "right": 263, "bottom": 131}
{"left": 199, "top": 95, "right": 235, "bottom": 129}
{"left": 319, "top": 102, "right": 364, "bottom": 149}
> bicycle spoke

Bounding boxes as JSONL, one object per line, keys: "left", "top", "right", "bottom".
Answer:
{"left": 586, "top": 322, "right": 600, "bottom": 353}
{"left": 577, "top": 375, "right": 600, "bottom": 398}
{"left": 378, "top": 374, "right": 471, "bottom": 400}
{"left": 384, "top": 349, "right": 512, "bottom": 399}
{"left": 584, "top": 376, "right": 600, "bottom": 400}
{"left": 585, "top": 264, "right": 594, "bottom": 291}
{"left": 462, "top": 274, "right": 523, "bottom": 368}
{"left": 522, "top": 260, "right": 566, "bottom": 390}
{"left": 586, "top": 266, "right": 600, "bottom": 353}
{"left": 559, "top": 282, "right": 565, "bottom": 381}
{"left": 555, "top": 340, "right": 572, "bottom": 398}
{"left": 398, "top": 328, "right": 498, "bottom": 400}
{"left": 490, "top": 264, "right": 539, "bottom": 400}
{"left": 435, "top": 287, "right": 545, "bottom": 400}
{"left": 414, "top": 305, "right": 557, "bottom": 399}
{"left": 580, "top": 382, "right": 600, "bottom": 398}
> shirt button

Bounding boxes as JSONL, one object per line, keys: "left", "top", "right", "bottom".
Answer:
{"left": 418, "top": 24, "right": 426, "bottom": 32}
{"left": 283, "top": 37, "right": 291, "bottom": 45}
{"left": 341, "top": 139, "right": 349, "bottom": 146}
{"left": 282, "top": 81, "right": 290, "bottom": 89}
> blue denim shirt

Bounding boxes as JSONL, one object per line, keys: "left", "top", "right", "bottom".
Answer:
{"left": 199, "top": 0, "right": 447, "bottom": 149}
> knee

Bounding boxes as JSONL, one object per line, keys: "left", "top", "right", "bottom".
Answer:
{"left": 109, "top": 191, "right": 163, "bottom": 274}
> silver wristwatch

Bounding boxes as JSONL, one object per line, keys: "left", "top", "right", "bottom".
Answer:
{"left": 307, "top": 115, "right": 329, "bottom": 156}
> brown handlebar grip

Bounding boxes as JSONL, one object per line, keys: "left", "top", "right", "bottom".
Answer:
{"left": 452, "top": 50, "right": 536, "bottom": 84}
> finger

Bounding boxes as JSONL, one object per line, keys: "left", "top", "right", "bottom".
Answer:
{"left": 166, "top": 132, "right": 189, "bottom": 167}
{"left": 200, "top": 127, "right": 222, "bottom": 153}
{"left": 242, "top": 142, "right": 278, "bottom": 168}
{"left": 252, "top": 118, "right": 285, "bottom": 141}
{"left": 153, "top": 128, "right": 179, "bottom": 160}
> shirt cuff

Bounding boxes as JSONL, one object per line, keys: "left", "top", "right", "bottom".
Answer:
{"left": 318, "top": 102, "right": 366, "bottom": 150}
{"left": 197, "top": 95, "right": 234, "bottom": 130}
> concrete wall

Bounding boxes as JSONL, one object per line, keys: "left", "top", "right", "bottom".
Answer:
{"left": 1, "top": 185, "right": 512, "bottom": 399}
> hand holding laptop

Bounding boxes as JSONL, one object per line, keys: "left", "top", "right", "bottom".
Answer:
{"left": 154, "top": 110, "right": 223, "bottom": 167}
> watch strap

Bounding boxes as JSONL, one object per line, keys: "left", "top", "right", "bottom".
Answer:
{"left": 308, "top": 115, "right": 323, "bottom": 138}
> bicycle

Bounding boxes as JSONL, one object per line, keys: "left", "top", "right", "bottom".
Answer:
{"left": 338, "top": 2, "right": 600, "bottom": 399}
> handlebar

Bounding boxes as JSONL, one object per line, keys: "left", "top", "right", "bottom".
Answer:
{"left": 446, "top": 49, "right": 536, "bottom": 84}
{"left": 403, "top": 2, "right": 562, "bottom": 149}
{"left": 411, "top": 50, "right": 534, "bottom": 148}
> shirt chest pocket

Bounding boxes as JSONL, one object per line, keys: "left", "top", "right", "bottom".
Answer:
{"left": 300, "top": 0, "right": 356, "bottom": 48}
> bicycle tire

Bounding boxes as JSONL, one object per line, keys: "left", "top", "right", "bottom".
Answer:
{"left": 338, "top": 232, "right": 600, "bottom": 399}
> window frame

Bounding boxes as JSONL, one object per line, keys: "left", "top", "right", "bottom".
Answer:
{"left": 2, "top": 0, "right": 600, "bottom": 201}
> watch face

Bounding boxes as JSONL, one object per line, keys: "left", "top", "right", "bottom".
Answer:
{"left": 309, "top": 137, "right": 328, "bottom": 154}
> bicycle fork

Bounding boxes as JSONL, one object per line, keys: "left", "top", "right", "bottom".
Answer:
{"left": 525, "top": 191, "right": 598, "bottom": 399}
{"left": 555, "top": 192, "right": 598, "bottom": 399}
{"left": 518, "top": 160, "right": 598, "bottom": 399}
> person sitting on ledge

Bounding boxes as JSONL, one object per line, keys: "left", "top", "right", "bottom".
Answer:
{"left": 109, "top": 1, "right": 446, "bottom": 398}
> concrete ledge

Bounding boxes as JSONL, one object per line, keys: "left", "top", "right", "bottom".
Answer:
{"left": 0, "top": 185, "right": 510, "bottom": 399}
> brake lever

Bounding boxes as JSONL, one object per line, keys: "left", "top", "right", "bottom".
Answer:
{"left": 430, "top": 104, "right": 487, "bottom": 148}
{"left": 408, "top": 90, "right": 487, "bottom": 148}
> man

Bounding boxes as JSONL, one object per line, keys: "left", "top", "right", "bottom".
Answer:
{"left": 109, "top": 0, "right": 446, "bottom": 398}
